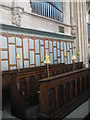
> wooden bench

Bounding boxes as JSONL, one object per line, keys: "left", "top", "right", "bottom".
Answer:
{"left": 9, "top": 62, "right": 84, "bottom": 118}
{"left": 39, "top": 68, "right": 90, "bottom": 118}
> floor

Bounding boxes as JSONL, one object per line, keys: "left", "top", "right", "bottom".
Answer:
{"left": 0, "top": 99, "right": 90, "bottom": 119}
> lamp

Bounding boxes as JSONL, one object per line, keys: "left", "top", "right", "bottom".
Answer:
{"left": 77, "top": 51, "right": 80, "bottom": 62}
{"left": 16, "top": 53, "right": 20, "bottom": 60}
{"left": 88, "top": 54, "right": 90, "bottom": 58}
{"left": 64, "top": 52, "right": 67, "bottom": 64}
{"left": 72, "top": 54, "right": 76, "bottom": 71}
{"left": 44, "top": 52, "right": 51, "bottom": 77}
{"left": 16, "top": 53, "right": 20, "bottom": 72}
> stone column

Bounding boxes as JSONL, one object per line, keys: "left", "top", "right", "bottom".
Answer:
{"left": 63, "top": 1, "right": 71, "bottom": 34}
{"left": 70, "top": 1, "right": 76, "bottom": 26}
{"left": 62, "top": 1, "right": 66, "bottom": 24}
{"left": 76, "top": 0, "right": 88, "bottom": 64}
{"left": 80, "top": 1, "right": 85, "bottom": 63}
{"left": 83, "top": 2, "right": 88, "bottom": 64}
{"left": 70, "top": 1, "right": 77, "bottom": 61}
{"left": 76, "top": 0, "right": 82, "bottom": 62}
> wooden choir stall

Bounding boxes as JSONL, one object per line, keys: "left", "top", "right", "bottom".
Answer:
{"left": 0, "top": 28, "right": 90, "bottom": 119}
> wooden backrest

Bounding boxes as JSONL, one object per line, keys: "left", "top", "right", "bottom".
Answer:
{"left": 14, "top": 62, "right": 83, "bottom": 98}
{"left": 2, "top": 62, "right": 83, "bottom": 92}
{"left": 39, "top": 68, "right": 90, "bottom": 118}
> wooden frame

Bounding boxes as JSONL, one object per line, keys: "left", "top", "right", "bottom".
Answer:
{"left": 0, "top": 32, "right": 74, "bottom": 71}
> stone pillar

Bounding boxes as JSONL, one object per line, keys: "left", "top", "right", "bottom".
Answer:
{"left": 70, "top": 1, "right": 77, "bottom": 61}
{"left": 83, "top": 2, "right": 88, "bottom": 64}
{"left": 63, "top": 1, "right": 71, "bottom": 34}
{"left": 76, "top": 0, "right": 88, "bottom": 64}
{"left": 62, "top": 1, "right": 66, "bottom": 24}
{"left": 76, "top": 1, "right": 82, "bottom": 62}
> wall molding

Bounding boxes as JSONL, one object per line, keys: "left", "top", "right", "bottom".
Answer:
{"left": 0, "top": 24, "right": 76, "bottom": 40}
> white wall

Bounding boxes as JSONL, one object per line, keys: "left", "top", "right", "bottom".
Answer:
{"left": 0, "top": 0, "right": 71, "bottom": 35}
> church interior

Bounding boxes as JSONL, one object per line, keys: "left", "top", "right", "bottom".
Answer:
{"left": 0, "top": 0, "right": 90, "bottom": 119}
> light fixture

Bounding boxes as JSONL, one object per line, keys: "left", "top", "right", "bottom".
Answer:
{"left": 72, "top": 54, "right": 76, "bottom": 60}
{"left": 64, "top": 52, "right": 67, "bottom": 58}
{"left": 64, "top": 52, "right": 67, "bottom": 64}
{"left": 72, "top": 54, "right": 76, "bottom": 71}
{"left": 77, "top": 51, "right": 80, "bottom": 62}
{"left": 77, "top": 51, "right": 80, "bottom": 56}
{"left": 16, "top": 53, "right": 20, "bottom": 60}
{"left": 44, "top": 52, "right": 51, "bottom": 77}
{"left": 16, "top": 53, "right": 20, "bottom": 72}
{"left": 88, "top": 54, "right": 90, "bottom": 58}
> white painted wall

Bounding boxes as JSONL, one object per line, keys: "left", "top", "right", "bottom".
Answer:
{"left": 0, "top": 0, "right": 71, "bottom": 35}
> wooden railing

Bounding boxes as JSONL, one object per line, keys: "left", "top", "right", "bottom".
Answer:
{"left": 39, "top": 68, "right": 90, "bottom": 118}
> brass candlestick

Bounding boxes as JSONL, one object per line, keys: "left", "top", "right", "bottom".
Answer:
{"left": 44, "top": 53, "right": 51, "bottom": 77}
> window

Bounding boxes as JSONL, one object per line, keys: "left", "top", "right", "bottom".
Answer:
{"left": 30, "top": 0, "right": 63, "bottom": 22}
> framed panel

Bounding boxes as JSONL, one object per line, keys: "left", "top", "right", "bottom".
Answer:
{"left": 54, "top": 48, "right": 57, "bottom": 60}
{"left": 9, "top": 45, "right": 16, "bottom": 64}
{"left": 54, "top": 61, "right": 57, "bottom": 64}
{"left": 53, "top": 41, "right": 56, "bottom": 47}
{"left": 9, "top": 37, "right": 15, "bottom": 43}
{"left": 10, "top": 66, "right": 16, "bottom": 70}
{"left": 41, "top": 46, "right": 44, "bottom": 62}
{"left": 64, "top": 42, "right": 66, "bottom": 52}
{"left": 45, "top": 40, "right": 48, "bottom": 48}
{"left": 61, "top": 51, "right": 64, "bottom": 63}
{"left": 58, "top": 58, "right": 60, "bottom": 63}
{"left": 40, "top": 40, "right": 44, "bottom": 45}
{"left": 17, "top": 48, "right": 23, "bottom": 68}
{"left": 30, "top": 51, "right": 34, "bottom": 64}
{"left": 70, "top": 49, "right": 72, "bottom": 64}
{"left": 1, "top": 51, "right": 8, "bottom": 59}
{"left": 1, "top": 61, "right": 8, "bottom": 71}
{"left": 49, "top": 41, "right": 52, "bottom": 52}
{"left": 67, "top": 52, "right": 70, "bottom": 64}
{"left": 61, "top": 42, "right": 63, "bottom": 50}
{"left": 24, "top": 61, "right": 29, "bottom": 68}
{"left": 23, "top": 38, "right": 29, "bottom": 58}
{"left": 35, "top": 39, "right": 39, "bottom": 53}
{"left": 67, "top": 42, "right": 69, "bottom": 51}
{"left": 16, "top": 37, "right": 22, "bottom": 46}
{"left": 45, "top": 49, "right": 49, "bottom": 54}
{"left": 1, "top": 36, "right": 7, "bottom": 48}
{"left": 50, "top": 53, "right": 53, "bottom": 64}
{"left": 57, "top": 50, "right": 60, "bottom": 57}
{"left": 36, "top": 55, "right": 40, "bottom": 66}
{"left": 29, "top": 38, "right": 34, "bottom": 49}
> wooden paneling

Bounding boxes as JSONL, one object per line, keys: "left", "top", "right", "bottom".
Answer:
{"left": 39, "top": 68, "right": 90, "bottom": 118}
{"left": 8, "top": 62, "right": 83, "bottom": 118}
{"left": 0, "top": 32, "right": 74, "bottom": 71}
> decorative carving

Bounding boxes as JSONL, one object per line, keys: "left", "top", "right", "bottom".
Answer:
{"left": 71, "top": 26, "right": 77, "bottom": 36}
{"left": 12, "top": 7, "right": 23, "bottom": 26}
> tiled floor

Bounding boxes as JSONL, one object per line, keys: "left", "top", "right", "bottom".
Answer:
{"left": 0, "top": 99, "right": 90, "bottom": 119}
{"left": 65, "top": 99, "right": 89, "bottom": 119}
